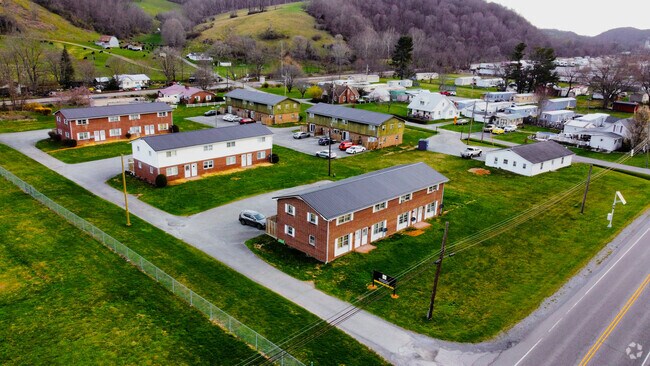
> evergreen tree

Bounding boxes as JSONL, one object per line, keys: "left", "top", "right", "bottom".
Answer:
{"left": 506, "top": 42, "right": 527, "bottom": 93}
{"left": 60, "top": 47, "right": 75, "bottom": 88}
{"left": 527, "top": 47, "right": 558, "bottom": 93}
{"left": 391, "top": 36, "right": 413, "bottom": 79}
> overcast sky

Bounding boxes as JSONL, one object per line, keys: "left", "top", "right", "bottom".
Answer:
{"left": 487, "top": 0, "right": 650, "bottom": 36}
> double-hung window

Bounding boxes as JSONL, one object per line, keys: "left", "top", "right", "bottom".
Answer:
{"left": 373, "top": 201, "right": 387, "bottom": 212}
{"left": 203, "top": 160, "right": 214, "bottom": 169}
{"left": 427, "top": 185, "right": 439, "bottom": 194}
{"left": 336, "top": 213, "right": 353, "bottom": 225}
{"left": 307, "top": 212, "right": 318, "bottom": 225}
{"left": 399, "top": 193, "right": 412, "bottom": 203}
{"left": 284, "top": 225, "right": 295, "bottom": 237}
{"left": 285, "top": 204, "right": 295, "bottom": 216}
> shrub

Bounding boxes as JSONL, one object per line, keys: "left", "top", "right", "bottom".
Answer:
{"left": 155, "top": 174, "right": 168, "bottom": 188}
{"left": 23, "top": 102, "right": 44, "bottom": 111}
{"left": 63, "top": 139, "right": 77, "bottom": 147}
{"left": 259, "top": 25, "right": 288, "bottom": 41}
{"left": 34, "top": 107, "right": 52, "bottom": 115}
{"left": 311, "top": 34, "right": 322, "bottom": 41}
{"left": 269, "top": 153, "right": 280, "bottom": 164}
{"left": 261, "top": 82, "right": 270, "bottom": 88}
{"left": 47, "top": 131, "right": 56, "bottom": 140}
{"left": 125, "top": 132, "right": 132, "bottom": 139}
{"left": 170, "top": 124, "right": 180, "bottom": 133}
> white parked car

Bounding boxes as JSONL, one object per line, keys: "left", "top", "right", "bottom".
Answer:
{"left": 315, "top": 150, "right": 337, "bottom": 159}
{"left": 222, "top": 113, "right": 239, "bottom": 122}
{"left": 504, "top": 125, "right": 517, "bottom": 133}
{"left": 345, "top": 145, "right": 366, "bottom": 154}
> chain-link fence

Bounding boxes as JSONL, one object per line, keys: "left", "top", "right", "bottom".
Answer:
{"left": 0, "top": 166, "right": 304, "bottom": 366}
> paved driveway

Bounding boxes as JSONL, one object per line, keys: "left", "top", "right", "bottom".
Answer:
{"left": 269, "top": 126, "right": 355, "bottom": 159}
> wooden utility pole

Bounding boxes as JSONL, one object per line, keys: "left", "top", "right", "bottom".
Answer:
{"left": 427, "top": 221, "right": 449, "bottom": 320}
{"left": 121, "top": 155, "right": 131, "bottom": 227}
{"left": 580, "top": 164, "right": 593, "bottom": 214}
{"left": 467, "top": 102, "right": 476, "bottom": 145}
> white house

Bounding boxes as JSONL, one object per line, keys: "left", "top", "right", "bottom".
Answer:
{"left": 117, "top": 74, "right": 150, "bottom": 90}
{"left": 455, "top": 76, "right": 480, "bottom": 86}
{"left": 187, "top": 53, "right": 214, "bottom": 62}
{"left": 485, "top": 141, "right": 575, "bottom": 176}
{"left": 540, "top": 110, "right": 575, "bottom": 124}
{"left": 513, "top": 93, "right": 537, "bottom": 104}
{"left": 415, "top": 72, "right": 438, "bottom": 81}
{"left": 492, "top": 113, "right": 523, "bottom": 127}
{"left": 554, "top": 116, "right": 630, "bottom": 152}
{"left": 506, "top": 105, "right": 538, "bottom": 117}
{"left": 131, "top": 124, "right": 273, "bottom": 184}
{"left": 563, "top": 120, "right": 597, "bottom": 134}
{"left": 475, "top": 78, "right": 503, "bottom": 88}
{"left": 95, "top": 35, "right": 119, "bottom": 48}
{"left": 484, "top": 91, "right": 516, "bottom": 102}
{"left": 543, "top": 97, "right": 577, "bottom": 111}
{"left": 407, "top": 91, "right": 459, "bottom": 121}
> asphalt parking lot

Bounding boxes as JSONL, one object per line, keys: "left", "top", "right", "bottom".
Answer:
{"left": 268, "top": 127, "right": 356, "bottom": 159}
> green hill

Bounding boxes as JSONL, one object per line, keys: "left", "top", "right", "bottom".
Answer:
{"left": 132, "top": 0, "right": 182, "bottom": 17}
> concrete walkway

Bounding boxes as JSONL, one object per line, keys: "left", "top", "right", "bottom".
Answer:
{"left": 0, "top": 129, "right": 499, "bottom": 366}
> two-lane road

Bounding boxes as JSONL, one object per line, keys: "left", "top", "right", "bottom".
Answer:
{"left": 491, "top": 220, "right": 650, "bottom": 366}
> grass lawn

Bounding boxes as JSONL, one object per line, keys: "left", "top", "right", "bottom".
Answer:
{"left": 574, "top": 96, "right": 633, "bottom": 119}
{"left": 173, "top": 105, "right": 219, "bottom": 131}
{"left": 246, "top": 161, "right": 650, "bottom": 342}
{"left": 0, "top": 144, "right": 387, "bottom": 365}
{"left": 259, "top": 85, "right": 306, "bottom": 100}
{"left": 0, "top": 178, "right": 258, "bottom": 365}
{"left": 463, "top": 138, "right": 509, "bottom": 148}
{"left": 441, "top": 122, "right": 484, "bottom": 134}
{"left": 0, "top": 111, "right": 54, "bottom": 133}
{"left": 570, "top": 147, "right": 650, "bottom": 169}
{"left": 36, "top": 138, "right": 133, "bottom": 164}
{"left": 133, "top": 0, "right": 181, "bottom": 16}
{"left": 108, "top": 128, "right": 433, "bottom": 215}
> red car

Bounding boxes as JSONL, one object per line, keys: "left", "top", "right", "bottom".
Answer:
{"left": 239, "top": 118, "right": 256, "bottom": 124}
{"left": 339, "top": 141, "right": 353, "bottom": 150}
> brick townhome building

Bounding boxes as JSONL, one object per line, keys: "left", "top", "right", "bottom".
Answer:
{"left": 305, "top": 103, "right": 405, "bottom": 150}
{"left": 224, "top": 88, "right": 301, "bottom": 125}
{"left": 272, "top": 163, "right": 449, "bottom": 263}
{"left": 54, "top": 103, "right": 173, "bottom": 146}
{"left": 131, "top": 124, "right": 273, "bottom": 184}
{"left": 330, "top": 84, "right": 360, "bottom": 104}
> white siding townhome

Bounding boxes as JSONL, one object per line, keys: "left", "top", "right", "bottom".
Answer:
{"left": 131, "top": 124, "right": 273, "bottom": 184}
{"left": 485, "top": 141, "right": 575, "bottom": 176}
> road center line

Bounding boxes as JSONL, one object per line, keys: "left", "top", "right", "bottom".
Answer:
{"left": 643, "top": 348, "right": 650, "bottom": 366}
{"left": 513, "top": 338, "right": 543, "bottom": 366}
{"left": 566, "top": 228, "right": 650, "bottom": 316}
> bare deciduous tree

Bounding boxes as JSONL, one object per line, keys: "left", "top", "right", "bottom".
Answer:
{"left": 162, "top": 18, "right": 186, "bottom": 48}
{"left": 629, "top": 105, "right": 650, "bottom": 148}
{"left": 11, "top": 39, "right": 44, "bottom": 92}
{"left": 194, "top": 61, "right": 214, "bottom": 90}
{"left": 330, "top": 35, "right": 352, "bottom": 78}
{"left": 77, "top": 60, "right": 98, "bottom": 87}
{"left": 274, "top": 64, "right": 303, "bottom": 93}
{"left": 296, "top": 81, "right": 310, "bottom": 98}
{"left": 586, "top": 57, "right": 635, "bottom": 109}
{"left": 43, "top": 49, "right": 63, "bottom": 86}
{"left": 247, "top": 46, "right": 267, "bottom": 80}
{"left": 156, "top": 47, "right": 181, "bottom": 83}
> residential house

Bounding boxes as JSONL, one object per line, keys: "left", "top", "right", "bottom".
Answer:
{"left": 484, "top": 91, "right": 516, "bottom": 103}
{"left": 131, "top": 124, "right": 273, "bottom": 184}
{"left": 455, "top": 76, "right": 480, "bottom": 86}
{"left": 492, "top": 113, "right": 523, "bottom": 127}
{"left": 629, "top": 93, "right": 649, "bottom": 104}
{"left": 505, "top": 105, "right": 538, "bottom": 117}
{"left": 330, "top": 84, "right": 360, "bottom": 104}
{"left": 574, "top": 113, "right": 610, "bottom": 125}
{"left": 553, "top": 115, "right": 629, "bottom": 152}
{"left": 563, "top": 120, "right": 597, "bottom": 134}
{"left": 54, "top": 102, "right": 173, "bottom": 146}
{"left": 543, "top": 97, "right": 577, "bottom": 111}
{"left": 407, "top": 91, "right": 459, "bottom": 121}
{"left": 224, "top": 89, "right": 301, "bottom": 125}
{"left": 126, "top": 44, "right": 143, "bottom": 51}
{"left": 95, "top": 35, "right": 119, "bottom": 48}
{"left": 306, "top": 103, "right": 404, "bottom": 149}
{"left": 186, "top": 53, "right": 214, "bottom": 62}
{"left": 539, "top": 110, "right": 575, "bottom": 124}
{"left": 513, "top": 93, "right": 537, "bottom": 104}
{"left": 101, "top": 74, "right": 150, "bottom": 90}
{"left": 415, "top": 72, "right": 438, "bottom": 81}
{"left": 157, "top": 84, "right": 216, "bottom": 105}
{"left": 475, "top": 78, "right": 503, "bottom": 88}
{"left": 612, "top": 101, "right": 638, "bottom": 113}
{"left": 485, "top": 141, "right": 575, "bottom": 176}
{"left": 270, "top": 163, "right": 449, "bottom": 263}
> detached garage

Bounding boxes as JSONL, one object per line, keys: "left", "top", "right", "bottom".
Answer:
{"left": 485, "top": 141, "right": 575, "bottom": 176}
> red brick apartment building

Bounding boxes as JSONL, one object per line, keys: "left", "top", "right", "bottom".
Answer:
{"left": 271, "top": 163, "right": 449, "bottom": 263}
{"left": 54, "top": 102, "right": 173, "bottom": 146}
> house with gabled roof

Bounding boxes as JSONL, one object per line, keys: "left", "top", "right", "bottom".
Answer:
{"left": 131, "top": 124, "right": 273, "bottom": 184}
{"left": 305, "top": 103, "right": 405, "bottom": 149}
{"left": 54, "top": 102, "right": 173, "bottom": 146}
{"left": 270, "top": 163, "right": 449, "bottom": 262}
{"left": 224, "top": 88, "right": 301, "bottom": 125}
{"left": 407, "top": 91, "right": 459, "bottom": 121}
{"left": 485, "top": 141, "right": 575, "bottom": 176}
{"left": 158, "top": 84, "right": 216, "bottom": 105}
{"left": 95, "top": 35, "right": 119, "bottom": 48}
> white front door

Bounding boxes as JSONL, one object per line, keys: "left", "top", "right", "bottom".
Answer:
{"left": 94, "top": 130, "right": 105, "bottom": 141}
{"left": 361, "top": 227, "right": 368, "bottom": 245}
{"left": 191, "top": 163, "right": 198, "bottom": 176}
{"left": 397, "top": 212, "right": 409, "bottom": 231}
{"left": 184, "top": 164, "right": 191, "bottom": 178}
{"left": 354, "top": 229, "right": 362, "bottom": 248}
{"left": 227, "top": 106, "right": 232, "bottom": 114}
{"left": 241, "top": 154, "right": 247, "bottom": 167}
{"left": 144, "top": 125, "right": 155, "bottom": 135}
{"left": 342, "top": 131, "right": 350, "bottom": 140}
{"left": 417, "top": 206, "right": 423, "bottom": 222}
{"left": 247, "top": 153, "right": 252, "bottom": 166}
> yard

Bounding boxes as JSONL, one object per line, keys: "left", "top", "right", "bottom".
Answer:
{"left": 0, "top": 111, "right": 54, "bottom": 133}
{"left": 0, "top": 177, "right": 258, "bottom": 364}
{"left": 35, "top": 106, "right": 214, "bottom": 164}
{"left": 570, "top": 147, "right": 650, "bottom": 169}
{"left": 353, "top": 102, "right": 410, "bottom": 119}
{"left": 107, "top": 128, "right": 433, "bottom": 215}
{"left": 0, "top": 144, "right": 387, "bottom": 366}
{"left": 574, "top": 96, "right": 633, "bottom": 119}
{"left": 246, "top": 160, "right": 650, "bottom": 343}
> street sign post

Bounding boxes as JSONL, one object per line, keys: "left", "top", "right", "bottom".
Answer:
{"left": 370, "top": 270, "right": 398, "bottom": 298}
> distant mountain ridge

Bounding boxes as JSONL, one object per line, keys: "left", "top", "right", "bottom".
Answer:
{"left": 543, "top": 27, "right": 650, "bottom": 55}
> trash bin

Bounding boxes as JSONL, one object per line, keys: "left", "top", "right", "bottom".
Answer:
{"left": 418, "top": 139, "right": 429, "bottom": 151}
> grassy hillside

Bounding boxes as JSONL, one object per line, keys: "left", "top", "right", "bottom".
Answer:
{"left": 0, "top": 0, "right": 97, "bottom": 41}
{"left": 196, "top": 2, "right": 336, "bottom": 51}
{"left": 133, "top": 0, "right": 181, "bottom": 17}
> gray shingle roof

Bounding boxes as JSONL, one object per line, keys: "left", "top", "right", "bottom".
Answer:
{"left": 141, "top": 124, "right": 272, "bottom": 151}
{"left": 306, "top": 103, "right": 395, "bottom": 126}
{"left": 508, "top": 141, "right": 575, "bottom": 164}
{"left": 225, "top": 88, "right": 292, "bottom": 105}
{"left": 274, "top": 163, "right": 449, "bottom": 220}
{"left": 57, "top": 102, "right": 172, "bottom": 120}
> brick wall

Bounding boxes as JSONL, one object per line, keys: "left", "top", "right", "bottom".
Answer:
{"left": 133, "top": 159, "right": 160, "bottom": 184}
{"left": 55, "top": 111, "right": 172, "bottom": 146}
{"left": 229, "top": 107, "right": 299, "bottom": 125}
{"left": 277, "top": 184, "right": 445, "bottom": 262}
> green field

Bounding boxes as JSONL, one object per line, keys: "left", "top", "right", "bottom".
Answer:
{"left": 570, "top": 147, "right": 650, "bottom": 169}
{"left": 575, "top": 96, "right": 633, "bottom": 119}
{"left": 0, "top": 112, "right": 54, "bottom": 134}
{"left": 133, "top": 0, "right": 181, "bottom": 16}
{"left": 0, "top": 144, "right": 387, "bottom": 365}
{"left": 354, "top": 102, "right": 410, "bottom": 119}
{"left": 108, "top": 128, "right": 433, "bottom": 215}
{"left": 0, "top": 178, "right": 258, "bottom": 365}
{"left": 246, "top": 159, "right": 650, "bottom": 342}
